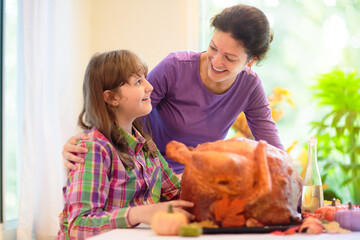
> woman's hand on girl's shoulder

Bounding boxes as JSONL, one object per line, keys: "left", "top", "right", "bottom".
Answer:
{"left": 62, "top": 133, "right": 89, "bottom": 171}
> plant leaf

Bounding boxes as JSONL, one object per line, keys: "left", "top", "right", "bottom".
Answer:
{"left": 338, "top": 163, "right": 351, "bottom": 173}
{"left": 345, "top": 111, "right": 356, "bottom": 131}
{"left": 341, "top": 177, "right": 360, "bottom": 187}
{"left": 322, "top": 162, "right": 334, "bottom": 169}
{"left": 355, "top": 146, "right": 360, "bottom": 154}
{"left": 331, "top": 110, "right": 347, "bottom": 127}
{"left": 335, "top": 127, "right": 345, "bottom": 136}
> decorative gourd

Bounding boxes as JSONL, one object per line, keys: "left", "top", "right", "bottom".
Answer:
{"left": 151, "top": 204, "right": 188, "bottom": 235}
{"left": 334, "top": 202, "right": 360, "bottom": 231}
{"left": 179, "top": 224, "right": 203, "bottom": 237}
{"left": 314, "top": 198, "right": 347, "bottom": 221}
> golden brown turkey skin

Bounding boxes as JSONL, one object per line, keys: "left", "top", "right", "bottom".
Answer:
{"left": 166, "top": 137, "right": 302, "bottom": 227}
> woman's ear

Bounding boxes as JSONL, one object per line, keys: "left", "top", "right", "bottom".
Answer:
{"left": 247, "top": 57, "right": 258, "bottom": 67}
{"left": 103, "top": 90, "right": 119, "bottom": 107}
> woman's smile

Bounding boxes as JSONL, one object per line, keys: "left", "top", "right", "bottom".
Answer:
{"left": 211, "top": 63, "right": 227, "bottom": 73}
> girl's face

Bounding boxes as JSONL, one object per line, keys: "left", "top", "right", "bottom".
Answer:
{"left": 116, "top": 73, "right": 153, "bottom": 121}
{"left": 205, "top": 29, "right": 250, "bottom": 84}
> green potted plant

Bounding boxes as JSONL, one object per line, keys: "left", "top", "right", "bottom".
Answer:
{"left": 310, "top": 69, "right": 360, "bottom": 204}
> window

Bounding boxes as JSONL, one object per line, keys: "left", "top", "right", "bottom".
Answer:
{"left": 200, "top": 0, "right": 360, "bottom": 148}
{"left": 0, "top": 0, "right": 3, "bottom": 225}
{"left": 200, "top": 0, "right": 360, "bottom": 203}
{"left": 3, "top": 0, "right": 19, "bottom": 225}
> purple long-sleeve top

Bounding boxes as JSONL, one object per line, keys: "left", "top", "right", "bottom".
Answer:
{"left": 146, "top": 51, "right": 283, "bottom": 173}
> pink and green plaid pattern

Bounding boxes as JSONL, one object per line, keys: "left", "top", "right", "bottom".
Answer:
{"left": 56, "top": 127, "right": 181, "bottom": 240}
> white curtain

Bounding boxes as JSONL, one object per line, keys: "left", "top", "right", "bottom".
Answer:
{"left": 14, "top": 0, "right": 199, "bottom": 239}
{"left": 16, "top": 0, "right": 83, "bottom": 239}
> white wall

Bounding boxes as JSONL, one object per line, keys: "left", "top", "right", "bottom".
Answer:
{"left": 73, "top": 0, "right": 200, "bottom": 70}
{"left": 69, "top": 0, "right": 200, "bottom": 127}
{"left": 64, "top": 0, "right": 202, "bottom": 158}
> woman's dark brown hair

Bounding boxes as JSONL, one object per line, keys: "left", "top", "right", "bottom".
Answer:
{"left": 211, "top": 4, "right": 273, "bottom": 63}
{"left": 78, "top": 50, "right": 155, "bottom": 169}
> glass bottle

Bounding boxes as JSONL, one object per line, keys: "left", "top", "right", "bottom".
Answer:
{"left": 301, "top": 137, "right": 324, "bottom": 213}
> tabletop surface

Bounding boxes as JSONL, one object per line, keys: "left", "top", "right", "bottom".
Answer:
{"left": 88, "top": 224, "right": 360, "bottom": 240}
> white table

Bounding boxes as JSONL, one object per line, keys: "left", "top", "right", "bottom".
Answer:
{"left": 89, "top": 224, "right": 360, "bottom": 240}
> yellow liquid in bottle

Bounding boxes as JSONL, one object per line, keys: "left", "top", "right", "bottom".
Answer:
{"left": 301, "top": 185, "right": 324, "bottom": 213}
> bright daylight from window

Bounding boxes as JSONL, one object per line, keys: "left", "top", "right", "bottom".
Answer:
{"left": 3, "top": 0, "right": 19, "bottom": 222}
{"left": 201, "top": 0, "right": 360, "bottom": 203}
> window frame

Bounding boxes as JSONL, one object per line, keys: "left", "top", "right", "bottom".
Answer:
{"left": 0, "top": 0, "right": 4, "bottom": 224}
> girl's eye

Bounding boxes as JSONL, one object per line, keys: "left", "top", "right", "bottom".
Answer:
{"left": 135, "top": 79, "right": 141, "bottom": 85}
{"left": 210, "top": 45, "right": 216, "bottom": 51}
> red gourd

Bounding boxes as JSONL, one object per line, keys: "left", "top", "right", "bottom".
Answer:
{"left": 334, "top": 202, "right": 360, "bottom": 231}
{"left": 314, "top": 198, "right": 347, "bottom": 221}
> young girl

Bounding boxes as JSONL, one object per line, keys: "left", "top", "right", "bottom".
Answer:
{"left": 56, "top": 50, "right": 193, "bottom": 240}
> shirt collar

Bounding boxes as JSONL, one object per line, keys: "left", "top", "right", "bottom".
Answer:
{"left": 119, "top": 126, "right": 146, "bottom": 155}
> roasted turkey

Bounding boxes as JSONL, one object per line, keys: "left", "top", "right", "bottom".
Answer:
{"left": 166, "top": 137, "right": 302, "bottom": 227}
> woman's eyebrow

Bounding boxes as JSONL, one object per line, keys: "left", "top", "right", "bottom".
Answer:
{"left": 211, "top": 40, "right": 239, "bottom": 58}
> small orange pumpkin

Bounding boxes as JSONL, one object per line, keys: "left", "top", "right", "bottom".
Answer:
{"left": 315, "top": 198, "right": 347, "bottom": 221}
{"left": 151, "top": 204, "right": 188, "bottom": 235}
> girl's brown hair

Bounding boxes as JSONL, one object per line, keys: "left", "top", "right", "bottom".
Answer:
{"left": 78, "top": 50, "right": 155, "bottom": 169}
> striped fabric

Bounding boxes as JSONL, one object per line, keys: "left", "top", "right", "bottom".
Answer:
{"left": 56, "top": 127, "right": 181, "bottom": 240}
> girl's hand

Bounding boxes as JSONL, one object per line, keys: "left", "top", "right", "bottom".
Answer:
{"left": 62, "top": 133, "right": 89, "bottom": 171}
{"left": 128, "top": 200, "right": 195, "bottom": 226}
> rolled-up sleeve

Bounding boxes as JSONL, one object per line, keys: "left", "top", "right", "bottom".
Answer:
{"left": 157, "top": 152, "right": 181, "bottom": 201}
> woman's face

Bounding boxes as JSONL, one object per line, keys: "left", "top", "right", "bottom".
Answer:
{"left": 205, "top": 29, "right": 249, "bottom": 84}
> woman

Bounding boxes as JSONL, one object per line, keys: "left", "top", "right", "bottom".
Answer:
{"left": 63, "top": 4, "right": 283, "bottom": 175}
{"left": 57, "top": 50, "right": 193, "bottom": 240}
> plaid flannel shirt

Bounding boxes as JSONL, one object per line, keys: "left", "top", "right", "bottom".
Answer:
{"left": 56, "top": 127, "right": 181, "bottom": 240}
